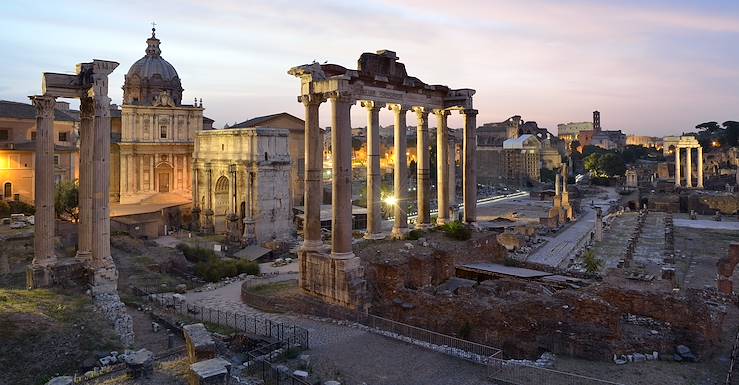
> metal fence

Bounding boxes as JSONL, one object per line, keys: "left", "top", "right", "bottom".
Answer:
{"left": 487, "top": 357, "right": 625, "bottom": 385}
{"left": 135, "top": 287, "right": 309, "bottom": 350}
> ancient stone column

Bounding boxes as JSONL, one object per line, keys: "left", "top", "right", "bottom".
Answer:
{"left": 462, "top": 109, "right": 478, "bottom": 225}
{"left": 30, "top": 95, "right": 57, "bottom": 267}
{"left": 190, "top": 165, "right": 200, "bottom": 232}
{"left": 685, "top": 147, "right": 693, "bottom": 188}
{"left": 389, "top": 104, "right": 409, "bottom": 239}
{"left": 149, "top": 155, "right": 155, "bottom": 191}
{"left": 414, "top": 107, "right": 431, "bottom": 229}
{"left": 138, "top": 156, "right": 144, "bottom": 193}
{"left": 301, "top": 94, "right": 324, "bottom": 251}
{"left": 594, "top": 208, "right": 603, "bottom": 242}
{"left": 330, "top": 93, "right": 354, "bottom": 258}
{"left": 89, "top": 61, "right": 119, "bottom": 293}
{"left": 435, "top": 109, "right": 450, "bottom": 225}
{"left": 697, "top": 146, "right": 704, "bottom": 188}
{"left": 674, "top": 147, "right": 681, "bottom": 187}
{"left": 203, "top": 167, "right": 215, "bottom": 234}
{"left": 362, "top": 101, "right": 384, "bottom": 239}
{"left": 76, "top": 97, "right": 94, "bottom": 261}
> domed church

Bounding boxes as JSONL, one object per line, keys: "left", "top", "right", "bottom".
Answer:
{"left": 113, "top": 28, "right": 206, "bottom": 205}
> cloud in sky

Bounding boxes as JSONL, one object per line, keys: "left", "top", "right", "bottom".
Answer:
{"left": 1, "top": 0, "right": 738, "bottom": 135}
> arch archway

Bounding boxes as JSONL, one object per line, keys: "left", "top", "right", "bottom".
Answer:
{"left": 155, "top": 162, "right": 173, "bottom": 192}
{"left": 214, "top": 176, "right": 229, "bottom": 216}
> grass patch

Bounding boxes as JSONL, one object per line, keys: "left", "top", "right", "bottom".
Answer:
{"left": 194, "top": 257, "right": 260, "bottom": 283}
{"left": 439, "top": 221, "right": 472, "bottom": 241}
{"left": 246, "top": 281, "right": 297, "bottom": 296}
{"left": 0, "top": 288, "right": 122, "bottom": 385}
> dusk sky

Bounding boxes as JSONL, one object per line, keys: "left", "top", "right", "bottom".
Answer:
{"left": 1, "top": 0, "right": 738, "bottom": 136}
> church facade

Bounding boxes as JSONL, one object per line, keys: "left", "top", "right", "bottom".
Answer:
{"left": 112, "top": 29, "right": 203, "bottom": 204}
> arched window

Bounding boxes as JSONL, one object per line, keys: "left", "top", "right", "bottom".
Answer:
{"left": 3, "top": 182, "right": 11, "bottom": 198}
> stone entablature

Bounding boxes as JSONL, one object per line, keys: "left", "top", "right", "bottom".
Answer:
{"left": 192, "top": 127, "right": 292, "bottom": 244}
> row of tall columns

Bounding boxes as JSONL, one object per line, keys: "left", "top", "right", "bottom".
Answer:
{"left": 673, "top": 146, "right": 704, "bottom": 188}
{"left": 299, "top": 94, "right": 477, "bottom": 258}
{"left": 30, "top": 96, "right": 57, "bottom": 266}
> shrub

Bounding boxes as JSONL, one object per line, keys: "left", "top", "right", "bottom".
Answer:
{"left": 8, "top": 200, "right": 34, "bottom": 215}
{"left": 0, "top": 200, "right": 10, "bottom": 217}
{"left": 177, "top": 243, "right": 215, "bottom": 263}
{"left": 441, "top": 221, "right": 471, "bottom": 241}
{"left": 406, "top": 229, "right": 424, "bottom": 240}
{"left": 194, "top": 256, "right": 260, "bottom": 282}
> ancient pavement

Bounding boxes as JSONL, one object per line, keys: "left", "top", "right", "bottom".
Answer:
{"left": 527, "top": 187, "right": 619, "bottom": 268}
{"left": 183, "top": 276, "right": 490, "bottom": 385}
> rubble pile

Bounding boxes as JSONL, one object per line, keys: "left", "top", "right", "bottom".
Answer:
{"left": 93, "top": 292, "right": 135, "bottom": 346}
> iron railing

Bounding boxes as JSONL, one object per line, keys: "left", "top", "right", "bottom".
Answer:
{"left": 487, "top": 357, "right": 626, "bottom": 385}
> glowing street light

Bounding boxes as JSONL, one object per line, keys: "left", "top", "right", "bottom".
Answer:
{"left": 383, "top": 196, "right": 398, "bottom": 206}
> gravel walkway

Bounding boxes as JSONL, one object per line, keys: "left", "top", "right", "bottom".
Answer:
{"left": 184, "top": 278, "right": 491, "bottom": 385}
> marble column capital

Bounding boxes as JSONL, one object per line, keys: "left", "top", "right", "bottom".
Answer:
{"left": 360, "top": 100, "right": 383, "bottom": 112}
{"left": 412, "top": 106, "right": 429, "bottom": 121}
{"left": 326, "top": 91, "right": 354, "bottom": 104}
{"left": 29, "top": 95, "right": 56, "bottom": 119}
{"left": 461, "top": 108, "right": 478, "bottom": 117}
{"left": 80, "top": 96, "right": 95, "bottom": 119}
{"left": 387, "top": 103, "right": 410, "bottom": 113}
{"left": 432, "top": 108, "right": 451, "bottom": 117}
{"left": 299, "top": 93, "right": 326, "bottom": 106}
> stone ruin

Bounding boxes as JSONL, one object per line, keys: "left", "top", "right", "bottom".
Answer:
{"left": 288, "top": 50, "right": 477, "bottom": 309}
{"left": 183, "top": 323, "right": 232, "bottom": 385}
{"left": 26, "top": 59, "right": 134, "bottom": 346}
{"left": 542, "top": 165, "right": 575, "bottom": 228}
{"left": 717, "top": 243, "right": 739, "bottom": 295}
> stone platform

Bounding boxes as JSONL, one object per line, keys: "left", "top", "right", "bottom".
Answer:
{"left": 298, "top": 250, "right": 365, "bottom": 310}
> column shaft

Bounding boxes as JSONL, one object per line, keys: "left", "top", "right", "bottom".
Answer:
{"left": 91, "top": 94, "right": 113, "bottom": 268}
{"left": 301, "top": 95, "right": 323, "bottom": 251}
{"left": 697, "top": 146, "right": 704, "bottom": 188}
{"left": 674, "top": 148, "right": 681, "bottom": 187}
{"left": 435, "top": 110, "right": 450, "bottom": 225}
{"left": 685, "top": 147, "right": 693, "bottom": 188}
{"left": 390, "top": 104, "right": 409, "bottom": 238}
{"left": 30, "top": 95, "right": 56, "bottom": 266}
{"left": 149, "top": 155, "right": 155, "bottom": 191}
{"left": 414, "top": 107, "right": 431, "bottom": 228}
{"left": 363, "top": 101, "right": 383, "bottom": 239}
{"left": 77, "top": 97, "right": 94, "bottom": 260}
{"left": 138, "top": 156, "right": 144, "bottom": 192}
{"left": 330, "top": 94, "right": 354, "bottom": 257}
{"left": 463, "top": 109, "right": 478, "bottom": 224}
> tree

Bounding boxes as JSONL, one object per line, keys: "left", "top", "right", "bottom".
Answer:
{"left": 723, "top": 121, "right": 739, "bottom": 147}
{"left": 540, "top": 167, "right": 556, "bottom": 183}
{"left": 696, "top": 121, "right": 721, "bottom": 134}
{"left": 54, "top": 180, "right": 79, "bottom": 222}
{"left": 598, "top": 153, "right": 626, "bottom": 177}
{"left": 569, "top": 139, "right": 581, "bottom": 155}
{"left": 584, "top": 153, "right": 602, "bottom": 176}
{"left": 408, "top": 159, "right": 417, "bottom": 178}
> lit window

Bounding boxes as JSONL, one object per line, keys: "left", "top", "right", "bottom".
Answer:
{"left": 31, "top": 131, "right": 36, "bottom": 140}
{"left": 160, "top": 125, "right": 167, "bottom": 139}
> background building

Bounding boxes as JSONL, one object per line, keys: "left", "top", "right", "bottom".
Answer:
{"left": 0, "top": 100, "right": 79, "bottom": 203}
{"left": 502, "top": 134, "right": 541, "bottom": 186}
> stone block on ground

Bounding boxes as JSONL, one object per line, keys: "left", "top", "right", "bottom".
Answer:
{"left": 183, "top": 323, "right": 216, "bottom": 363}
{"left": 189, "top": 357, "right": 232, "bottom": 385}
{"left": 123, "top": 348, "right": 154, "bottom": 378}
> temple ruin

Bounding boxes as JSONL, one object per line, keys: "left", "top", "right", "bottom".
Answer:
{"left": 288, "top": 50, "right": 477, "bottom": 308}
{"left": 663, "top": 135, "right": 704, "bottom": 188}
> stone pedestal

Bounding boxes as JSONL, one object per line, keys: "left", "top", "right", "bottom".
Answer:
{"left": 298, "top": 249, "right": 365, "bottom": 309}
{"left": 242, "top": 218, "right": 256, "bottom": 246}
{"left": 26, "top": 259, "right": 86, "bottom": 290}
{"left": 188, "top": 357, "right": 231, "bottom": 385}
{"left": 183, "top": 323, "right": 215, "bottom": 363}
{"left": 203, "top": 209, "right": 215, "bottom": 234}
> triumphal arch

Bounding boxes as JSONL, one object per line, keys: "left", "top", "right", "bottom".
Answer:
{"left": 288, "top": 50, "right": 477, "bottom": 308}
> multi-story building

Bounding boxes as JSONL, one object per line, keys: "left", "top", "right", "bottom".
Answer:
{"left": 0, "top": 100, "right": 79, "bottom": 203}
{"left": 502, "top": 134, "right": 541, "bottom": 186}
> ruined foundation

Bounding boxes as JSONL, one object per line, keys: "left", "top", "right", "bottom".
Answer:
{"left": 298, "top": 250, "right": 365, "bottom": 310}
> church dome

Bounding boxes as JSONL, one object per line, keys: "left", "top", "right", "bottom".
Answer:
{"left": 123, "top": 28, "right": 184, "bottom": 106}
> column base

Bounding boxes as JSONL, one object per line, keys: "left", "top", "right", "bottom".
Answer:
{"left": 301, "top": 239, "right": 324, "bottom": 252}
{"left": 75, "top": 250, "right": 92, "bottom": 263}
{"left": 298, "top": 248, "right": 365, "bottom": 310}
{"left": 363, "top": 232, "right": 386, "bottom": 240}
{"left": 391, "top": 227, "right": 409, "bottom": 240}
{"left": 414, "top": 223, "right": 433, "bottom": 230}
{"left": 331, "top": 251, "right": 355, "bottom": 260}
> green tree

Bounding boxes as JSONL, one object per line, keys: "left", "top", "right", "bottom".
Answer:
{"left": 540, "top": 167, "right": 556, "bottom": 183}
{"left": 569, "top": 139, "right": 581, "bottom": 155}
{"left": 54, "top": 180, "right": 79, "bottom": 222}
{"left": 598, "top": 153, "right": 626, "bottom": 177}
{"left": 584, "top": 153, "right": 602, "bottom": 176}
{"left": 723, "top": 121, "right": 739, "bottom": 147}
{"left": 696, "top": 121, "right": 721, "bottom": 134}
